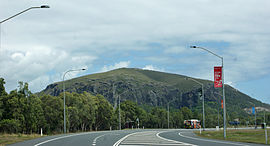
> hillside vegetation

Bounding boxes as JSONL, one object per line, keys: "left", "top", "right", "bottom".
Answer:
{"left": 1, "top": 68, "right": 270, "bottom": 134}
{"left": 0, "top": 79, "right": 211, "bottom": 133}
{"left": 40, "top": 68, "right": 270, "bottom": 124}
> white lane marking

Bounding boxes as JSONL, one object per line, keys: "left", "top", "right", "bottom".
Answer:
{"left": 92, "top": 133, "right": 119, "bottom": 146}
{"left": 116, "top": 131, "right": 196, "bottom": 146}
{"left": 113, "top": 132, "right": 141, "bottom": 146}
{"left": 156, "top": 131, "right": 197, "bottom": 146}
{"left": 93, "top": 134, "right": 106, "bottom": 144}
{"left": 120, "top": 143, "right": 191, "bottom": 145}
{"left": 34, "top": 132, "right": 93, "bottom": 146}
{"left": 178, "top": 132, "right": 250, "bottom": 146}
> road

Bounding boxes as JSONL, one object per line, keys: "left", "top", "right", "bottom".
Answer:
{"left": 10, "top": 129, "right": 265, "bottom": 146}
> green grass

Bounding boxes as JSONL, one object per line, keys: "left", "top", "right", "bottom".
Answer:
{"left": 0, "top": 133, "right": 44, "bottom": 146}
{"left": 195, "top": 129, "right": 270, "bottom": 144}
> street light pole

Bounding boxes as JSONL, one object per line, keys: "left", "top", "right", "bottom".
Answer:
{"left": 63, "top": 68, "right": 86, "bottom": 133}
{"left": 186, "top": 77, "right": 205, "bottom": 131}
{"left": 167, "top": 99, "right": 177, "bottom": 129}
{"left": 118, "top": 90, "right": 128, "bottom": 130}
{"left": 214, "top": 91, "right": 226, "bottom": 129}
{"left": 190, "top": 45, "right": 226, "bottom": 139}
{"left": 254, "top": 104, "right": 257, "bottom": 129}
{"left": 0, "top": 5, "right": 50, "bottom": 49}
{"left": 167, "top": 103, "right": 169, "bottom": 129}
{"left": 119, "top": 94, "right": 121, "bottom": 130}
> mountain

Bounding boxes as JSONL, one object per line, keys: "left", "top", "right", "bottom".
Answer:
{"left": 39, "top": 68, "right": 270, "bottom": 115}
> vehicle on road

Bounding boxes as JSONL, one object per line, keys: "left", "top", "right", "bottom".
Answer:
{"left": 184, "top": 119, "right": 201, "bottom": 129}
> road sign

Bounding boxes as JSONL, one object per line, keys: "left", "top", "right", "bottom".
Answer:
{"left": 214, "top": 66, "right": 222, "bottom": 88}
{"left": 252, "top": 107, "right": 255, "bottom": 114}
{"left": 221, "top": 100, "right": 224, "bottom": 109}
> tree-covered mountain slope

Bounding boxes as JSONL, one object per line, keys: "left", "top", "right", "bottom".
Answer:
{"left": 39, "top": 68, "right": 270, "bottom": 116}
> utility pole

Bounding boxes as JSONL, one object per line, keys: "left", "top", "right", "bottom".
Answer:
{"left": 185, "top": 77, "right": 205, "bottom": 131}
{"left": 118, "top": 90, "right": 128, "bottom": 130}
{"left": 167, "top": 103, "right": 169, "bottom": 129}
{"left": 264, "top": 110, "right": 266, "bottom": 124}
{"left": 119, "top": 95, "right": 121, "bottom": 130}
{"left": 218, "top": 100, "right": 220, "bottom": 128}
{"left": 255, "top": 106, "right": 257, "bottom": 129}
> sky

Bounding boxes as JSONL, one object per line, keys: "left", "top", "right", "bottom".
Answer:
{"left": 0, "top": 0, "right": 270, "bottom": 104}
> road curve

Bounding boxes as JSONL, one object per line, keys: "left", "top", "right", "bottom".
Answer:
{"left": 9, "top": 129, "right": 265, "bottom": 146}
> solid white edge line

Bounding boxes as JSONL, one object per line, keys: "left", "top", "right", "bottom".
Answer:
{"left": 34, "top": 132, "right": 93, "bottom": 146}
{"left": 178, "top": 132, "right": 250, "bottom": 146}
{"left": 156, "top": 131, "right": 197, "bottom": 146}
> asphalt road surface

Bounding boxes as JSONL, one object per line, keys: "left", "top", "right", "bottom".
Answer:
{"left": 10, "top": 129, "right": 265, "bottom": 146}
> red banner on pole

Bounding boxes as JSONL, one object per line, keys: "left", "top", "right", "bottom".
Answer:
{"left": 221, "top": 100, "right": 224, "bottom": 109}
{"left": 214, "top": 66, "right": 222, "bottom": 88}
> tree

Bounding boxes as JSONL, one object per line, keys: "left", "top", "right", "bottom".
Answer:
{"left": 181, "top": 107, "right": 192, "bottom": 120}
{"left": 0, "top": 119, "right": 21, "bottom": 133}
{"left": 41, "top": 94, "right": 63, "bottom": 134}
{"left": 150, "top": 107, "right": 167, "bottom": 128}
{"left": 94, "top": 94, "right": 113, "bottom": 130}
{"left": 121, "top": 100, "right": 137, "bottom": 125}
{"left": 4, "top": 90, "right": 25, "bottom": 133}
{"left": 192, "top": 110, "right": 200, "bottom": 120}
{"left": 0, "top": 78, "right": 7, "bottom": 97}
{"left": 147, "top": 112, "right": 159, "bottom": 128}
{"left": 64, "top": 92, "right": 80, "bottom": 132}
{"left": 78, "top": 92, "right": 95, "bottom": 131}
{"left": 171, "top": 109, "right": 184, "bottom": 128}
{"left": 16, "top": 82, "right": 45, "bottom": 134}
{"left": 67, "top": 106, "right": 79, "bottom": 132}
{"left": 23, "top": 94, "right": 45, "bottom": 134}
{"left": 136, "top": 106, "right": 148, "bottom": 128}
{"left": 0, "top": 78, "right": 7, "bottom": 120}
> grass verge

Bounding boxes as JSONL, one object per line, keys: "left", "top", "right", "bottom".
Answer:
{"left": 194, "top": 129, "right": 270, "bottom": 145}
{"left": 0, "top": 133, "right": 44, "bottom": 146}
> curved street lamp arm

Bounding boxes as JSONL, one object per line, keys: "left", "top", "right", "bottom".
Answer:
{"left": 0, "top": 6, "right": 49, "bottom": 24}
{"left": 1, "top": 7, "right": 33, "bottom": 24}
{"left": 63, "top": 69, "right": 86, "bottom": 81}
{"left": 62, "top": 68, "right": 86, "bottom": 133}
{"left": 190, "top": 46, "right": 223, "bottom": 60}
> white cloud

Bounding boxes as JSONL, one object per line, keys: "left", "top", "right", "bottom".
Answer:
{"left": 0, "top": 45, "right": 97, "bottom": 92}
{"left": 101, "top": 61, "right": 130, "bottom": 72}
{"left": 164, "top": 47, "right": 187, "bottom": 54}
{"left": 143, "top": 65, "right": 164, "bottom": 72}
{"left": 0, "top": 0, "right": 270, "bottom": 102}
{"left": 11, "top": 52, "right": 24, "bottom": 61}
{"left": 146, "top": 57, "right": 171, "bottom": 63}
